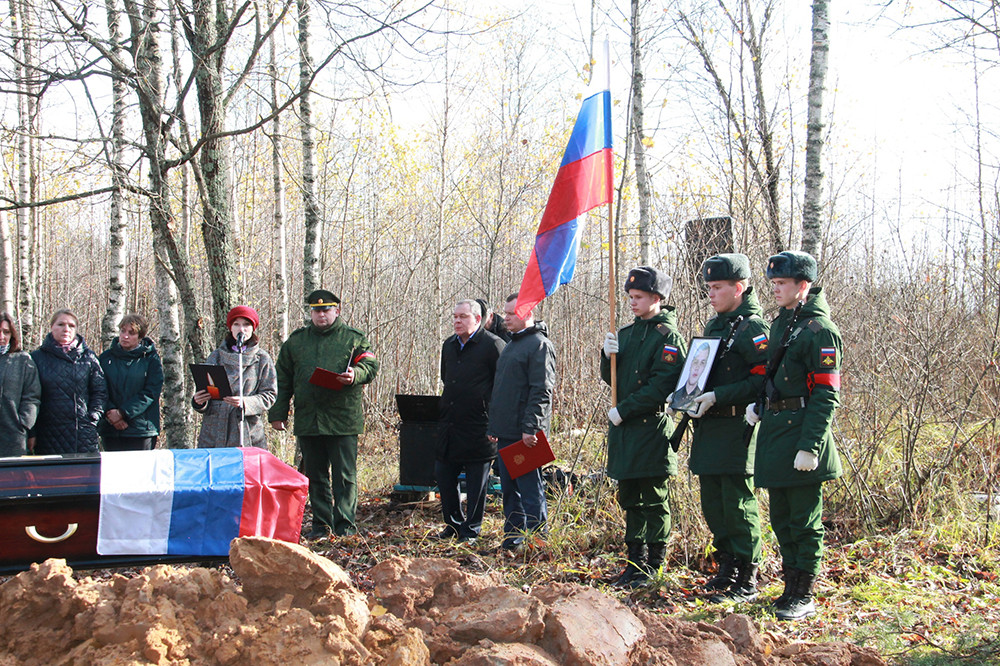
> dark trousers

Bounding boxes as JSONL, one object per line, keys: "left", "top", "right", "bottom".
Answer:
{"left": 435, "top": 458, "right": 492, "bottom": 538}
{"left": 497, "top": 439, "right": 547, "bottom": 540}
{"left": 768, "top": 483, "right": 825, "bottom": 575}
{"left": 618, "top": 476, "right": 671, "bottom": 543}
{"left": 699, "top": 473, "right": 762, "bottom": 563}
{"left": 299, "top": 434, "right": 358, "bottom": 536}
{"left": 102, "top": 436, "right": 156, "bottom": 452}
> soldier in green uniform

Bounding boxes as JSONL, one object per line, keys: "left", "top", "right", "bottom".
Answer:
{"left": 687, "top": 254, "right": 770, "bottom": 602}
{"left": 269, "top": 290, "right": 379, "bottom": 539}
{"left": 745, "top": 251, "right": 842, "bottom": 621}
{"left": 601, "top": 266, "right": 686, "bottom": 587}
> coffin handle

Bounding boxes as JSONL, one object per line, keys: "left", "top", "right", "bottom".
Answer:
{"left": 26, "top": 523, "right": 79, "bottom": 543}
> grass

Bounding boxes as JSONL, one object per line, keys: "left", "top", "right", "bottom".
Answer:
{"left": 263, "top": 424, "right": 1000, "bottom": 664}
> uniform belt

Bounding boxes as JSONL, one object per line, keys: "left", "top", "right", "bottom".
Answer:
{"left": 766, "top": 396, "right": 807, "bottom": 412}
{"left": 705, "top": 405, "right": 740, "bottom": 417}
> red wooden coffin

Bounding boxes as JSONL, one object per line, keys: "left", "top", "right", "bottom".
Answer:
{"left": 0, "top": 450, "right": 308, "bottom": 574}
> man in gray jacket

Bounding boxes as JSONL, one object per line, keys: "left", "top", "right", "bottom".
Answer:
{"left": 487, "top": 294, "right": 557, "bottom": 551}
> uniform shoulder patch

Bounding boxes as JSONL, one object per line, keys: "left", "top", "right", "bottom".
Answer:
{"left": 655, "top": 323, "right": 673, "bottom": 337}
{"left": 662, "top": 343, "right": 679, "bottom": 364}
{"left": 806, "top": 319, "right": 822, "bottom": 333}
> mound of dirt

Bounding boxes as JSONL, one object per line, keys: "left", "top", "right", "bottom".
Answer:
{"left": 0, "top": 537, "right": 885, "bottom": 665}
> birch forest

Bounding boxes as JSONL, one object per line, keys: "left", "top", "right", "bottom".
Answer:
{"left": 1, "top": 0, "right": 999, "bottom": 529}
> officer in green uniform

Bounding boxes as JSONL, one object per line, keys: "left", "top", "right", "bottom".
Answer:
{"left": 269, "top": 290, "right": 379, "bottom": 538}
{"left": 600, "top": 266, "right": 686, "bottom": 587}
{"left": 745, "top": 251, "right": 842, "bottom": 621}
{"left": 687, "top": 253, "right": 770, "bottom": 602}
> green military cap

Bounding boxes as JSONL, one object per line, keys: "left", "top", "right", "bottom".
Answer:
{"left": 766, "top": 251, "right": 817, "bottom": 282}
{"left": 307, "top": 289, "right": 340, "bottom": 310}
{"left": 624, "top": 266, "right": 672, "bottom": 299}
{"left": 702, "top": 253, "right": 750, "bottom": 282}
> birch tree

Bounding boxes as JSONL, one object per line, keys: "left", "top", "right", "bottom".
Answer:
{"left": 298, "top": 0, "right": 321, "bottom": 296}
{"left": 100, "top": 0, "right": 128, "bottom": 345}
{"left": 268, "top": 0, "right": 289, "bottom": 345}
{"left": 801, "top": 0, "right": 829, "bottom": 258}
{"left": 630, "top": 0, "right": 654, "bottom": 265}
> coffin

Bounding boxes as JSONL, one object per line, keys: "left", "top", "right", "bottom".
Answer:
{"left": 0, "top": 448, "right": 308, "bottom": 574}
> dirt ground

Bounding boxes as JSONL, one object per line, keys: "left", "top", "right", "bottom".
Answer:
{"left": 0, "top": 536, "right": 887, "bottom": 665}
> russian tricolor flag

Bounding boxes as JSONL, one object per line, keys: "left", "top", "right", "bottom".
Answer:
{"left": 97, "top": 448, "right": 308, "bottom": 556}
{"left": 515, "top": 41, "right": 614, "bottom": 319}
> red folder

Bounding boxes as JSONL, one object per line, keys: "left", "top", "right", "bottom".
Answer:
{"left": 308, "top": 367, "right": 346, "bottom": 391}
{"left": 499, "top": 431, "right": 554, "bottom": 480}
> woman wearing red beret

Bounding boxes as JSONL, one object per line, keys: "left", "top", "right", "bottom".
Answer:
{"left": 193, "top": 306, "right": 277, "bottom": 449}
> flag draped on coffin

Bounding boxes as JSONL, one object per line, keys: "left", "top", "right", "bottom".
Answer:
{"left": 515, "top": 46, "right": 613, "bottom": 319}
{"left": 96, "top": 447, "right": 308, "bottom": 556}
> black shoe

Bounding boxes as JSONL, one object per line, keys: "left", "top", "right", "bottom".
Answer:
{"left": 501, "top": 536, "right": 525, "bottom": 551}
{"left": 433, "top": 527, "right": 458, "bottom": 540}
{"left": 711, "top": 560, "right": 759, "bottom": 603}
{"left": 457, "top": 535, "right": 478, "bottom": 545}
{"left": 613, "top": 542, "right": 647, "bottom": 587}
{"left": 774, "top": 569, "right": 818, "bottom": 621}
{"left": 305, "top": 527, "right": 331, "bottom": 540}
{"left": 703, "top": 551, "right": 737, "bottom": 592}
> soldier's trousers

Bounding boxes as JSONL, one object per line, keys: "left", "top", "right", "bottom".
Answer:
{"left": 618, "top": 476, "right": 671, "bottom": 544}
{"left": 299, "top": 434, "right": 359, "bottom": 536}
{"left": 767, "top": 483, "right": 824, "bottom": 575}
{"left": 699, "top": 473, "right": 762, "bottom": 564}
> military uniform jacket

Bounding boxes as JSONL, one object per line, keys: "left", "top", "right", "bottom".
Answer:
{"left": 268, "top": 319, "right": 379, "bottom": 436}
{"left": 439, "top": 329, "right": 506, "bottom": 463}
{"left": 754, "top": 287, "right": 843, "bottom": 488}
{"left": 690, "top": 288, "right": 770, "bottom": 476}
{"left": 600, "top": 307, "right": 686, "bottom": 481}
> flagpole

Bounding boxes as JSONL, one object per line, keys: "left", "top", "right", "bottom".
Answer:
{"left": 608, "top": 200, "right": 617, "bottom": 406}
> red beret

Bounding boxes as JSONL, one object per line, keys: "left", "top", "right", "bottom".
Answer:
{"left": 227, "top": 305, "right": 259, "bottom": 330}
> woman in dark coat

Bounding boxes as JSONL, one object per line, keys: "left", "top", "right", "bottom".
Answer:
{"left": 0, "top": 312, "right": 41, "bottom": 457}
{"left": 29, "top": 309, "right": 108, "bottom": 455}
{"left": 99, "top": 313, "right": 164, "bottom": 451}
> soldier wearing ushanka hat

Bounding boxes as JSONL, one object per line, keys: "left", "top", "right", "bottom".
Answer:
{"left": 269, "top": 289, "right": 379, "bottom": 539}
{"left": 744, "top": 250, "right": 842, "bottom": 620}
{"left": 600, "top": 266, "right": 686, "bottom": 587}
{"left": 685, "top": 253, "right": 770, "bottom": 603}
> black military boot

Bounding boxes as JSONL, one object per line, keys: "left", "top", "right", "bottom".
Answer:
{"left": 711, "top": 560, "right": 759, "bottom": 603}
{"left": 775, "top": 569, "right": 817, "bottom": 621}
{"left": 613, "top": 542, "right": 646, "bottom": 587}
{"left": 769, "top": 565, "right": 798, "bottom": 609}
{"left": 625, "top": 541, "right": 665, "bottom": 589}
{"left": 703, "top": 551, "right": 737, "bottom": 592}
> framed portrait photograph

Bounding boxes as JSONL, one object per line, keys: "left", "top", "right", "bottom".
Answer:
{"left": 668, "top": 337, "right": 721, "bottom": 414}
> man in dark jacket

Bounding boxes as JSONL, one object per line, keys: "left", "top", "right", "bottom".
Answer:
{"left": 687, "top": 254, "right": 770, "bottom": 602}
{"left": 745, "top": 251, "right": 842, "bottom": 621}
{"left": 269, "top": 290, "right": 379, "bottom": 538}
{"left": 435, "top": 299, "right": 506, "bottom": 543}
{"left": 487, "top": 293, "right": 556, "bottom": 551}
{"left": 601, "top": 266, "right": 686, "bottom": 587}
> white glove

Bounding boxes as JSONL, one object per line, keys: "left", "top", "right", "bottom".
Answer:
{"left": 603, "top": 332, "right": 619, "bottom": 357}
{"left": 690, "top": 391, "right": 717, "bottom": 418}
{"left": 664, "top": 406, "right": 675, "bottom": 418}
{"left": 608, "top": 407, "right": 623, "bottom": 426}
{"left": 794, "top": 450, "right": 819, "bottom": 471}
{"left": 744, "top": 403, "right": 759, "bottom": 426}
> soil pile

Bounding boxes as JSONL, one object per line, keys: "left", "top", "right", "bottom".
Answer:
{"left": 0, "top": 537, "right": 884, "bottom": 665}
